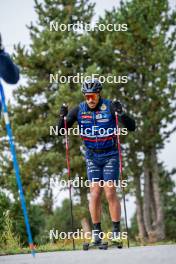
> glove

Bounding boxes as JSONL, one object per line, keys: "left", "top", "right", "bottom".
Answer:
{"left": 59, "top": 104, "right": 68, "bottom": 117}
{"left": 112, "top": 100, "right": 123, "bottom": 115}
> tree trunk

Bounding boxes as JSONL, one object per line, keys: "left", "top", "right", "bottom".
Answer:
{"left": 143, "top": 150, "right": 165, "bottom": 242}
{"left": 43, "top": 181, "right": 53, "bottom": 214}
{"left": 134, "top": 174, "right": 147, "bottom": 242}
{"left": 150, "top": 149, "right": 165, "bottom": 240}
{"left": 149, "top": 171, "right": 157, "bottom": 226}
{"left": 143, "top": 157, "right": 155, "bottom": 241}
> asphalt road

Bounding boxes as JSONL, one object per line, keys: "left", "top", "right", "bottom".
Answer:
{"left": 0, "top": 245, "right": 175, "bottom": 264}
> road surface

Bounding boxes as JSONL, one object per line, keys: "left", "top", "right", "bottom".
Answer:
{"left": 0, "top": 245, "right": 175, "bottom": 264}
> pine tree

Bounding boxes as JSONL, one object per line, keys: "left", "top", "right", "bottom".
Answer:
{"left": 1, "top": 0, "right": 175, "bottom": 245}
{"left": 89, "top": 0, "right": 176, "bottom": 241}
{"left": 4, "top": 0, "right": 95, "bottom": 231}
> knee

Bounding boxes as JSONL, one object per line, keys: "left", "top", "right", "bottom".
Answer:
{"left": 105, "top": 189, "right": 116, "bottom": 202}
{"left": 90, "top": 191, "right": 101, "bottom": 202}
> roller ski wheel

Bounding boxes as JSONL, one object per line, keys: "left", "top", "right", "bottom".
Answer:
{"left": 112, "top": 240, "right": 123, "bottom": 249}
{"left": 83, "top": 242, "right": 89, "bottom": 250}
{"left": 82, "top": 241, "right": 108, "bottom": 250}
{"left": 109, "top": 231, "right": 123, "bottom": 249}
{"left": 98, "top": 241, "right": 108, "bottom": 250}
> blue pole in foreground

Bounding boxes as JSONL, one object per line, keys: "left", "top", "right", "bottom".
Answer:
{"left": 0, "top": 81, "right": 35, "bottom": 257}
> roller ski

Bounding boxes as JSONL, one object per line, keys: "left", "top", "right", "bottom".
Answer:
{"left": 83, "top": 229, "right": 108, "bottom": 250}
{"left": 108, "top": 231, "right": 123, "bottom": 249}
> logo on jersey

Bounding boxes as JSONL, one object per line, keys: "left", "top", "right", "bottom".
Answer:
{"left": 81, "top": 115, "right": 92, "bottom": 119}
{"left": 97, "top": 119, "right": 109, "bottom": 122}
{"left": 96, "top": 114, "right": 103, "bottom": 119}
{"left": 100, "top": 104, "right": 107, "bottom": 110}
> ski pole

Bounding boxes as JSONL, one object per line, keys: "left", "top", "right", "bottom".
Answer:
{"left": 0, "top": 81, "right": 35, "bottom": 257}
{"left": 115, "top": 111, "right": 130, "bottom": 248}
{"left": 63, "top": 106, "right": 75, "bottom": 250}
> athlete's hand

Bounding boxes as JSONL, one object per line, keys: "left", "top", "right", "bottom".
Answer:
{"left": 59, "top": 103, "right": 68, "bottom": 117}
{"left": 112, "top": 99, "right": 123, "bottom": 115}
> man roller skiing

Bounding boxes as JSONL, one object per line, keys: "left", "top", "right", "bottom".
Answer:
{"left": 58, "top": 79, "right": 135, "bottom": 245}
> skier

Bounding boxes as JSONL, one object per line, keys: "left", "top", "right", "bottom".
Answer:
{"left": 58, "top": 79, "right": 135, "bottom": 245}
{"left": 0, "top": 33, "right": 20, "bottom": 116}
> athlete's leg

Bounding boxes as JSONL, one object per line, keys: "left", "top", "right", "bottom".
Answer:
{"left": 104, "top": 184, "right": 122, "bottom": 240}
{"left": 103, "top": 155, "right": 121, "bottom": 222}
{"left": 86, "top": 157, "right": 103, "bottom": 244}
{"left": 86, "top": 158, "right": 103, "bottom": 223}
{"left": 104, "top": 183, "right": 121, "bottom": 221}
{"left": 89, "top": 182, "right": 102, "bottom": 223}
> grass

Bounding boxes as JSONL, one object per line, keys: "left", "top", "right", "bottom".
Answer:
{"left": 0, "top": 213, "right": 175, "bottom": 255}
{"left": 0, "top": 239, "right": 175, "bottom": 256}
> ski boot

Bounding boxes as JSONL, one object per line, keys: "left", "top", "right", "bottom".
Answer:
{"left": 109, "top": 230, "right": 123, "bottom": 248}
{"left": 83, "top": 229, "right": 108, "bottom": 250}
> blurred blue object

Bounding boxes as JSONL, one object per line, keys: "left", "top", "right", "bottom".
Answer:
{"left": 0, "top": 50, "right": 19, "bottom": 84}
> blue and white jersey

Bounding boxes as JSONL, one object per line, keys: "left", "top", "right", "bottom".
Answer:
{"left": 77, "top": 98, "right": 117, "bottom": 150}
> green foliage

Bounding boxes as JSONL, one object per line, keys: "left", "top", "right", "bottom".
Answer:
{"left": 0, "top": 0, "right": 175, "bottom": 248}
{"left": 159, "top": 166, "right": 176, "bottom": 240}
{"left": 0, "top": 210, "right": 21, "bottom": 250}
{"left": 0, "top": 192, "right": 11, "bottom": 234}
{"left": 47, "top": 199, "right": 81, "bottom": 232}
{"left": 164, "top": 194, "right": 176, "bottom": 241}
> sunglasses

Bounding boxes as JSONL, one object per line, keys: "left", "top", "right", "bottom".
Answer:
{"left": 84, "top": 93, "right": 99, "bottom": 101}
